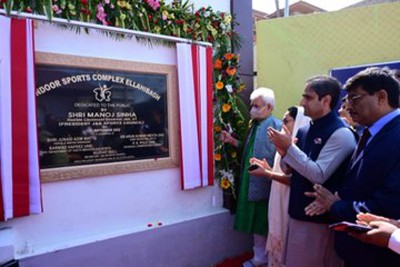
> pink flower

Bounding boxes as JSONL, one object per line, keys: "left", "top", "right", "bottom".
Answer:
{"left": 146, "top": 0, "right": 160, "bottom": 11}
{"left": 52, "top": 5, "right": 59, "bottom": 12}
{"left": 96, "top": 4, "right": 108, "bottom": 25}
{"left": 104, "top": 0, "right": 110, "bottom": 3}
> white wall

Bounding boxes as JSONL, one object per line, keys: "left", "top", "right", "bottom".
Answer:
{"left": 2, "top": 0, "right": 230, "bottom": 258}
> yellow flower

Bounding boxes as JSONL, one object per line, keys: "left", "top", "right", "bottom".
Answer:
{"left": 231, "top": 151, "right": 237, "bottom": 158}
{"left": 162, "top": 10, "right": 169, "bottom": 20}
{"left": 117, "top": 1, "right": 127, "bottom": 8}
{"left": 211, "top": 28, "right": 218, "bottom": 37}
{"left": 238, "top": 83, "right": 245, "bottom": 92}
{"left": 222, "top": 103, "right": 231, "bottom": 113}
{"left": 216, "top": 81, "right": 224, "bottom": 90}
{"left": 224, "top": 15, "right": 232, "bottom": 24}
{"left": 215, "top": 153, "right": 222, "bottom": 161}
{"left": 214, "top": 125, "right": 222, "bottom": 133}
{"left": 220, "top": 178, "right": 231, "bottom": 189}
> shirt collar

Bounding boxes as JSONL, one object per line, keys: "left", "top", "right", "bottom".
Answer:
{"left": 368, "top": 109, "right": 400, "bottom": 138}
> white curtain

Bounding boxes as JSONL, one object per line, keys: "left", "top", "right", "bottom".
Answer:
{"left": 0, "top": 16, "right": 42, "bottom": 221}
{"left": 176, "top": 43, "right": 214, "bottom": 190}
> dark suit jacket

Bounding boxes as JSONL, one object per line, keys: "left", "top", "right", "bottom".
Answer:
{"left": 331, "top": 114, "right": 400, "bottom": 267}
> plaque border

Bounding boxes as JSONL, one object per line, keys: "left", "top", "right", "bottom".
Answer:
{"left": 36, "top": 52, "right": 180, "bottom": 183}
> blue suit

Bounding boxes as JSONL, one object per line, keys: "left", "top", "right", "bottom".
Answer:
{"left": 331, "top": 114, "right": 400, "bottom": 267}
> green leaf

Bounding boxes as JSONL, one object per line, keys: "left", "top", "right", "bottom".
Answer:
{"left": 43, "top": 0, "right": 53, "bottom": 20}
{"left": 5, "top": 0, "right": 14, "bottom": 15}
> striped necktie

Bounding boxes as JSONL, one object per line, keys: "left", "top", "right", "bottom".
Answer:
{"left": 355, "top": 128, "right": 371, "bottom": 158}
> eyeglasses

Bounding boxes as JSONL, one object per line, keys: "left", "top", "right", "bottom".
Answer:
{"left": 342, "top": 94, "right": 369, "bottom": 104}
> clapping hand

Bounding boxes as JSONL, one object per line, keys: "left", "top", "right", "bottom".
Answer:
{"left": 356, "top": 213, "right": 400, "bottom": 228}
{"left": 304, "top": 184, "right": 340, "bottom": 216}
{"left": 349, "top": 221, "right": 398, "bottom": 248}
{"left": 349, "top": 212, "right": 400, "bottom": 247}
{"left": 267, "top": 125, "right": 294, "bottom": 157}
{"left": 304, "top": 200, "right": 327, "bottom": 216}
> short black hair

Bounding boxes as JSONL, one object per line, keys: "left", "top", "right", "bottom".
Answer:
{"left": 344, "top": 67, "right": 400, "bottom": 108}
{"left": 287, "top": 106, "right": 298, "bottom": 120}
{"left": 390, "top": 69, "right": 400, "bottom": 81}
{"left": 306, "top": 75, "right": 342, "bottom": 109}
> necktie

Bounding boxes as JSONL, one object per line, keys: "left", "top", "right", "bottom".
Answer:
{"left": 355, "top": 128, "right": 371, "bottom": 158}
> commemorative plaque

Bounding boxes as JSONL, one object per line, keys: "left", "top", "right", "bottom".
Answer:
{"left": 36, "top": 52, "right": 179, "bottom": 182}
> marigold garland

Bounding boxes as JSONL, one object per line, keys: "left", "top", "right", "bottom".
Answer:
{"left": 213, "top": 49, "right": 249, "bottom": 200}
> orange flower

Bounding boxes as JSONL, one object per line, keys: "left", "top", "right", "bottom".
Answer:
{"left": 226, "top": 67, "right": 237, "bottom": 76}
{"left": 224, "top": 53, "right": 234, "bottom": 61}
{"left": 216, "top": 81, "right": 224, "bottom": 90}
{"left": 214, "top": 125, "right": 222, "bottom": 133}
{"left": 220, "top": 178, "right": 231, "bottom": 189}
{"left": 214, "top": 59, "right": 222, "bottom": 70}
{"left": 215, "top": 153, "right": 222, "bottom": 161}
{"left": 222, "top": 103, "right": 231, "bottom": 113}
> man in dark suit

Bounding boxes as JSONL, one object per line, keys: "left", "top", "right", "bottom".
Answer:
{"left": 306, "top": 67, "right": 400, "bottom": 267}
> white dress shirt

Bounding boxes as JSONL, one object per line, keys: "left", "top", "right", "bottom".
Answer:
{"left": 389, "top": 229, "right": 400, "bottom": 254}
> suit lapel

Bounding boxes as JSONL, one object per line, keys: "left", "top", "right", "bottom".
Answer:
{"left": 349, "top": 115, "right": 400, "bottom": 171}
{"left": 363, "top": 115, "right": 400, "bottom": 156}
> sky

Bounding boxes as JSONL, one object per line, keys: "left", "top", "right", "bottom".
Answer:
{"left": 253, "top": 0, "right": 364, "bottom": 14}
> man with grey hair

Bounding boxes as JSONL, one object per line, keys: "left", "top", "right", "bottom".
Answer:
{"left": 221, "top": 87, "right": 281, "bottom": 267}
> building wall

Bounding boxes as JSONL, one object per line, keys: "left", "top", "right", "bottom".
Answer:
{"left": 232, "top": 0, "right": 254, "bottom": 103}
{"left": 0, "top": 1, "right": 253, "bottom": 265}
{"left": 256, "top": 2, "right": 400, "bottom": 117}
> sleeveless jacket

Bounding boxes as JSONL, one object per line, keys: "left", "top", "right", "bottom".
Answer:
{"left": 245, "top": 115, "right": 282, "bottom": 201}
{"left": 288, "top": 112, "right": 350, "bottom": 223}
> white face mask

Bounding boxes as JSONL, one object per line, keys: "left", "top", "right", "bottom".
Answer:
{"left": 250, "top": 106, "right": 266, "bottom": 120}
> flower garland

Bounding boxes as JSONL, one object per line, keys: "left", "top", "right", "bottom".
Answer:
{"left": 1, "top": 0, "right": 248, "bottom": 199}
{"left": 213, "top": 49, "right": 248, "bottom": 199}
{"left": 2, "top": 0, "right": 241, "bottom": 47}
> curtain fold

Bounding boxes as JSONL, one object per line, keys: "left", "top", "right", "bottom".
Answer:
{"left": 176, "top": 43, "right": 214, "bottom": 190}
{"left": 0, "top": 16, "right": 42, "bottom": 221}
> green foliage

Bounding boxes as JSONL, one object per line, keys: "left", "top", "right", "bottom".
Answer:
{"left": 3, "top": 0, "right": 238, "bottom": 47}
{"left": 1, "top": 0, "right": 250, "bottom": 199}
{"left": 213, "top": 46, "right": 249, "bottom": 197}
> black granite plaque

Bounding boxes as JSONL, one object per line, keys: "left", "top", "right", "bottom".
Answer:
{"left": 36, "top": 64, "right": 169, "bottom": 169}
